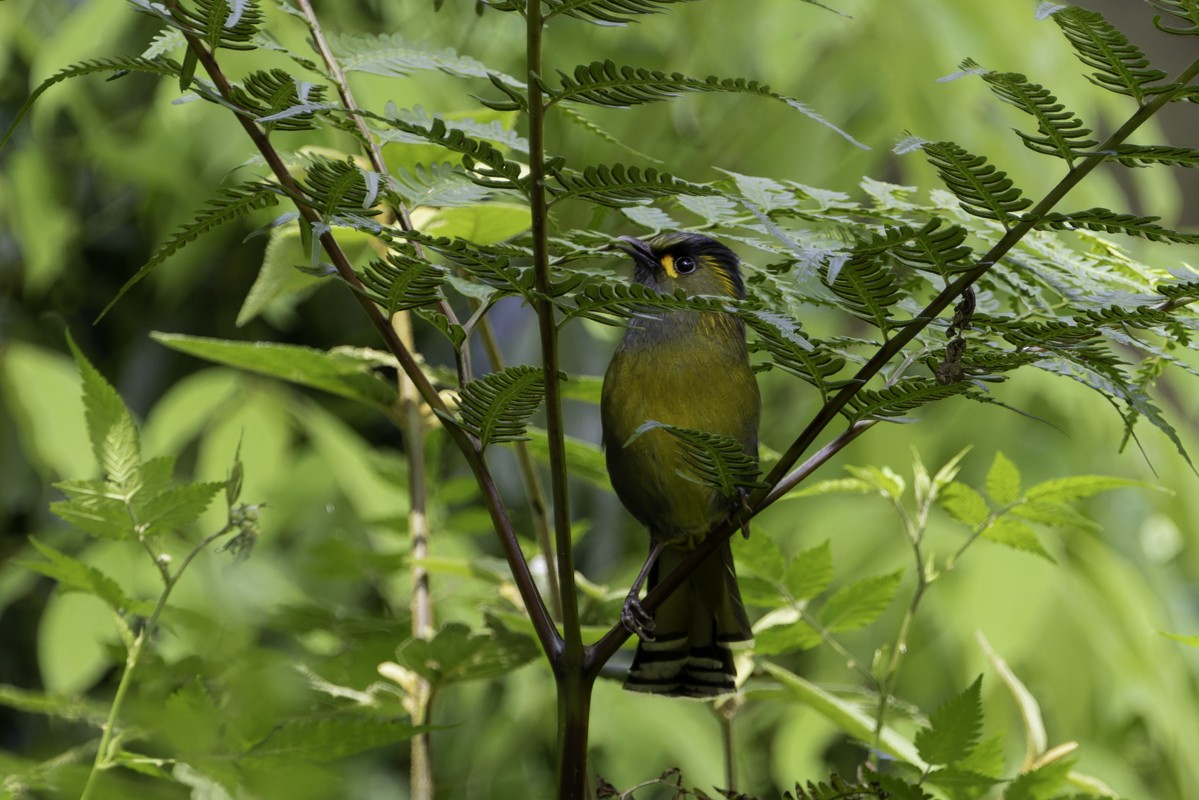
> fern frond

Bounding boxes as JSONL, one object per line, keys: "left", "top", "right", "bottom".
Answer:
{"left": 1074, "top": 304, "right": 1175, "bottom": 330}
{"left": 742, "top": 312, "right": 847, "bottom": 399}
{"left": 1108, "top": 144, "right": 1199, "bottom": 168}
{"left": 547, "top": 162, "right": 719, "bottom": 207}
{"left": 1, "top": 56, "right": 182, "bottom": 151}
{"left": 1156, "top": 279, "right": 1199, "bottom": 306}
{"left": 842, "top": 378, "right": 975, "bottom": 422}
{"left": 980, "top": 71, "right": 1098, "bottom": 164}
{"left": 1035, "top": 209, "right": 1199, "bottom": 244}
{"left": 556, "top": 104, "right": 663, "bottom": 164}
{"left": 456, "top": 366, "right": 555, "bottom": 448}
{"left": 395, "top": 232, "right": 538, "bottom": 300}
{"left": 543, "top": 0, "right": 699, "bottom": 25}
{"left": 392, "top": 163, "right": 495, "bottom": 208}
{"left": 564, "top": 280, "right": 734, "bottom": 323}
{"left": 98, "top": 183, "right": 281, "bottom": 320}
{"left": 377, "top": 114, "right": 526, "bottom": 192}
{"left": 891, "top": 218, "right": 974, "bottom": 277}
{"left": 228, "top": 68, "right": 329, "bottom": 131}
{"left": 300, "top": 157, "right": 382, "bottom": 218}
{"left": 170, "top": 0, "right": 264, "bottom": 51}
{"left": 821, "top": 230, "right": 905, "bottom": 331}
{"left": 414, "top": 307, "right": 467, "bottom": 348}
{"left": 922, "top": 142, "right": 1032, "bottom": 224}
{"left": 629, "top": 421, "right": 764, "bottom": 498}
{"left": 1147, "top": 0, "right": 1199, "bottom": 35}
{"left": 332, "top": 32, "right": 523, "bottom": 89}
{"left": 360, "top": 251, "right": 447, "bottom": 314}
{"left": 543, "top": 60, "right": 864, "bottom": 147}
{"left": 1052, "top": 6, "right": 1170, "bottom": 102}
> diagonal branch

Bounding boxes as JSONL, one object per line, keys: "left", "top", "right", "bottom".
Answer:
{"left": 161, "top": 2, "right": 560, "bottom": 659}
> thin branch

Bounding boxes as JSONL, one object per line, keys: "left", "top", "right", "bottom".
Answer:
{"left": 162, "top": 4, "right": 560, "bottom": 660}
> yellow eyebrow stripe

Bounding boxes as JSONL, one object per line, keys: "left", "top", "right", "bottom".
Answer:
{"left": 660, "top": 254, "right": 677, "bottom": 278}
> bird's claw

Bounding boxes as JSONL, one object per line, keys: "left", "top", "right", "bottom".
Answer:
{"left": 621, "top": 598, "right": 655, "bottom": 641}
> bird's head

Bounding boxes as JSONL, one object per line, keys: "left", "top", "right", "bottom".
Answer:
{"left": 616, "top": 232, "right": 745, "bottom": 300}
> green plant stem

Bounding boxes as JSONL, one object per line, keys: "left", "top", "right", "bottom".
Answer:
{"left": 80, "top": 522, "right": 235, "bottom": 800}
{"left": 165, "top": 6, "right": 560, "bottom": 661}
{"left": 476, "top": 311, "right": 563, "bottom": 620}
{"left": 524, "top": 0, "right": 590, "bottom": 794}
{"left": 871, "top": 571, "right": 928, "bottom": 761}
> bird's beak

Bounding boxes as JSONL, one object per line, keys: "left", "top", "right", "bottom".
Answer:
{"left": 614, "top": 236, "right": 658, "bottom": 271}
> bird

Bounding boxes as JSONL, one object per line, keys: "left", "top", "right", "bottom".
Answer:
{"left": 600, "top": 232, "right": 760, "bottom": 697}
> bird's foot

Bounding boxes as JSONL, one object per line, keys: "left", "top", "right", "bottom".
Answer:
{"left": 621, "top": 597, "right": 655, "bottom": 641}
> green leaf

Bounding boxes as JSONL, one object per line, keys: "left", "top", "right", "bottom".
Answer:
{"left": 736, "top": 533, "right": 787, "bottom": 583}
{"left": 821, "top": 229, "right": 905, "bottom": 331}
{"left": 1024, "top": 475, "right": 1151, "bottom": 502}
{"left": 754, "top": 618, "right": 823, "bottom": 655}
{"left": 787, "top": 477, "right": 873, "bottom": 497}
{"left": 760, "top": 662, "right": 928, "bottom": 770}
{"left": 977, "top": 631, "right": 1047, "bottom": 772}
{"left": 245, "top": 715, "right": 422, "bottom": 763}
{"left": 980, "top": 69, "right": 1098, "bottom": 164}
{"left": 359, "top": 249, "right": 448, "bottom": 315}
{"left": 922, "top": 141, "right": 1032, "bottom": 223}
{"left": 547, "top": 162, "right": 721, "bottom": 208}
{"left": 628, "top": 420, "right": 764, "bottom": 498}
{"left": 844, "top": 378, "right": 975, "bottom": 423}
{"left": 819, "top": 570, "right": 903, "bottom": 632}
{"left": 152, "top": 333, "right": 398, "bottom": 411}
{"left": 543, "top": 60, "right": 865, "bottom": 149}
{"left": 914, "top": 676, "right": 984, "bottom": 767}
{"left": 1159, "top": 631, "right": 1199, "bottom": 646}
{"left": 50, "top": 480, "right": 134, "bottom": 540}
{"left": 98, "top": 183, "right": 280, "bottom": 320}
{"left": 0, "top": 683, "right": 107, "bottom": 725}
{"left": 1052, "top": 6, "right": 1170, "bottom": 102}
{"left": 524, "top": 428, "right": 610, "bottom": 490}
{"left": 982, "top": 517, "right": 1055, "bottom": 562}
{"left": 1009, "top": 500, "right": 1099, "bottom": 531}
{"left": 229, "top": 68, "right": 329, "bottom": 132}
{"left": 845, "top": 465, "right": 906, "bottom": 500}
{"left": 67, "top": 332, "right": 141, "bottom": 490}
{"left": 136, "top": 481, "right": 225, "bottom": 538}
{"left": 15, "top": 538, "right": 148, "bottom": 614}
{"left": 393, "top": 620, "right": 539, "bottom": 687}
{"left": 1004, "top": 758, "right": 1075, "bottom": 800}
{"left": 1, "top": 57, "right": 182, "bottom": 152}
{"left": 940, "top": 483, "right": 991, "bottom": 527}
{"left": 542, "top": 0, "right": 699, "bottom": 25}
{"left": 986, "top": 452, "right": 1021, "bottom": 505}
{"left": 455, "top": 366, "right": 554, "bottom": 448}
{"left": 1035, "top": 208, "right": 1199, "bottom": 244}
{"left": 332, "top": 31, "right": 522, "bottom": 87}
{"left": 786, "top": 540, "right": 835, "bottom": 601}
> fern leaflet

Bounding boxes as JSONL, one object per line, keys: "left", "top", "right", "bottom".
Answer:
{"left": 980, "top": 70, "right": 1098, "bottom": 164}
{"left": 1109, "top": 144, "right": 1199, "bottom": 168}
{"left": 456, "top": 366, "right": 555, "bottom": 448}
{"left": 229, "top": 68, "right": 330, "bottom": 131}
{"left": 843, "top": 379, "right": 976, "bottom": 423}
{"left": 1034, "top": 209, "right": 1199, "bottom": 244}
{"left": 629, "top": 421, "right": 764, "bottom": 499}
{"left": 923, "top": 142, "right": 1032, "bottom": 223}
{"left": 547, "top": 162, "right": 719, "bottom": 207}
{"left": 1147, "top": 1, "right": 1199, "bottom": 35}
{"left": 359, "top": 251, "right": 447, "bottom": 314}
{"left": 1052, "top": 6, "right": 1170, "bottom": 102}
{"left": 98, "top": 183, "right": 281, "bottom": 320}
{"left": 542, "top": 0, "right": 700, "bottom": 25}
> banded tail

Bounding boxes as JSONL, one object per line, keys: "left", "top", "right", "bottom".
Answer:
{"left": 624, "top": 540, "right": 753, "bottom": 697}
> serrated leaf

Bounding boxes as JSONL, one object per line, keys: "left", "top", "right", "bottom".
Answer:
{"left": 940, "top": 483, "right": 991, "bottom": 527}
{"left": 735, "top": 533, "right": 786, "bottom": 583}
{"left": 245, "top": 715, "right": 421, "bottom": 763}
{"left": 456, "top": 366, "right": 553, "bottom": 448}
{"left": 333, "top": 32, "right": 522, "bottom": 88}
{"left": 1009, "top": 500, "right": 1099, "bottom": 530}
{"left": 67, "top": 333, "right": 141, "bottom": 489}
{"left": 922, "top": 142, "right": 1031, "bottom": 223}
{"left": 152, "top": 333, "right": 398, "bottom": 411}
{"left": 819, "top": 570, "right": 903, "bottom": 632}
{"left": 137, "top": 481, "right": 225, "bottom": 538}
{"left": 753, "top": 619, "right": 823, "bottom": 655}
{"left": 1004, "top": 757, "right": 1075, "bottom": 800}
{"left": 986, "top": 452, "right": 1021, "bottom": 505}
{"left": 982, "top": 517, "right": 1055, "bottom": 561}
{"left": 50, "top": 481, "right": 134, "bottom": 540}
{"left": 393, "top": 620, "right": 539, "bottom": 687}
{"left": 548, "top": 162, "right": 720, "bottom": 207}
{"left": 915, "top": 676, "right": 983, "bottom": 766}
{"left": 1024, "top": 475, "right": 1151, "bottom": 502}
{"left": 786, "top": 540, "right": 834, "bottom": 601}
{"left": 15, "top": 539, "right": 148, "bottom": 614}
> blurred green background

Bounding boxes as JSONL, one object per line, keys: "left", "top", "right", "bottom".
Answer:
{"left": 2, "top": 1, "right": 1198, "bottom": 798}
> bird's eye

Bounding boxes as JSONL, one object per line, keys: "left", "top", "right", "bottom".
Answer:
{"left": 675, "top": 256, "right": 697, "bottom": 275}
